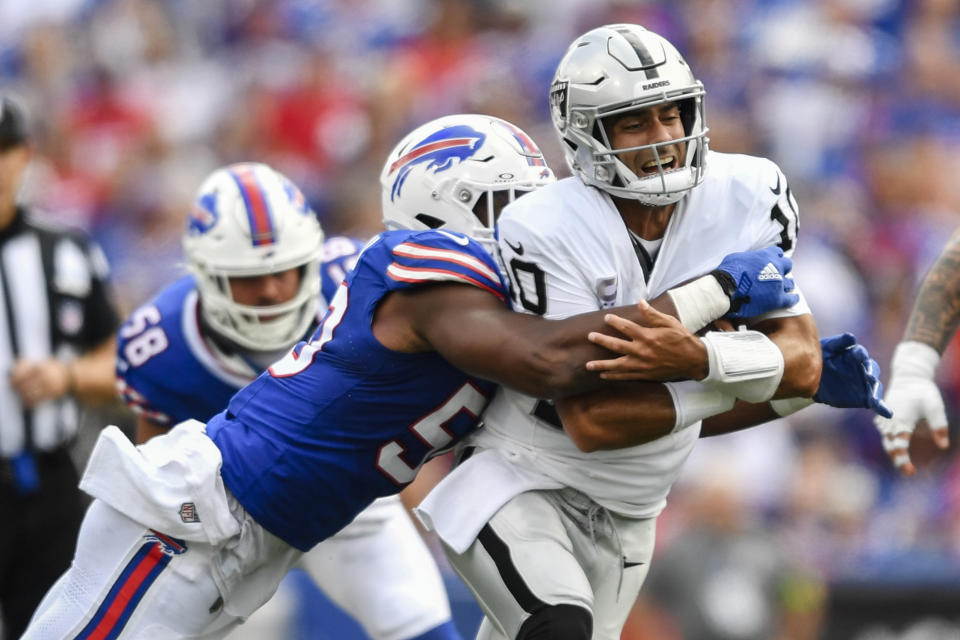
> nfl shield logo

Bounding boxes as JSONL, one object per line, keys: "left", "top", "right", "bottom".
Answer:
{"left": 179, "top": 502, "right": 200, "bottom": 523}
{"left": 58, "top": 300, "right": 84, "bottom": 335}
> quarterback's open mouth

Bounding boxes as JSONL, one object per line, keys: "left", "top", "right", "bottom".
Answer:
{"left": 641, "top": 155, "right": 676, "bottom": 174}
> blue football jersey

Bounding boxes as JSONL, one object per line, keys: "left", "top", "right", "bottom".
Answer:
{"left": 116, "top": 237, "right": 364, "bottom": 425}
{"left": 206, "top": 229, "right": 508, "bottom": 551}
{"left": 116, "top": 275, "right": 254, "bottom": 425}
{"left": 319, "top": 235, "right": 365, "bottom": 303}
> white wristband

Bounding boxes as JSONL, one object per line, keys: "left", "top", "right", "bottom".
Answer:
{"left": 667, "top": 275, "right": 731, "bottom": 333}
{"left": 701, "top": 329, "right": 785, "bottom": 403}
{"left": 770, "top": 396, "right": 814, "bottom": 417}
{"left": 664, "top": 380, "right": 736, "bottom": 433}
{"left": 890, "top": 341, "right": 940, "bottom": 380}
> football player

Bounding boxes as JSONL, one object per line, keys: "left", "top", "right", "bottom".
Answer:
{"left": 112, "top": 161, "right": 463, "bottom": 640}
{"left": 22, "top": 114, "right": 819, "bottom": 639}
{"left": 874, "top": 228, "right": 958, "bottom": 475}
{"left": 415, "top": 25, "right": 887, "bottom": 640}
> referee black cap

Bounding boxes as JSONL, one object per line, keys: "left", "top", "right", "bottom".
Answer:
{"left": 0, "top": 97, "right": 29, "bottom": 151}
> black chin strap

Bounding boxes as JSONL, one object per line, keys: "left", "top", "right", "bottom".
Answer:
{"left": 628, "top": 231, "right": 654, "bottom": 280}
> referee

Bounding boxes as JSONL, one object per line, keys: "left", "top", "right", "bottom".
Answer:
{"left": 0, "top": 97, "right": 119, "bottom": 638}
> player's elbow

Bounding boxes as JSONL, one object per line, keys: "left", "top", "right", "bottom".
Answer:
{"left": 565, "top": 420, "right": 606, "bottom": 453}
{"left": 514, "top": 347, "right": 585, "bottom": 399}
{"left": 557, "top": 399, "right": 615, "bottom": 452}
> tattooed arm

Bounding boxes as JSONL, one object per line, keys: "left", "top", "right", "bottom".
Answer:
{"left": 874, "top": 230, "right": 959, "bottom": 475}
{"left": 903, "top": 231, "right": 960, "bottom": 351}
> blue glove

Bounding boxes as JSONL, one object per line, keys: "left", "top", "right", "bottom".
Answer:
{"left": 814, "top": 332, "right": 893, "bottom": 418}
{"left": 711, "top": 246, "right": 800, "bottom": 319}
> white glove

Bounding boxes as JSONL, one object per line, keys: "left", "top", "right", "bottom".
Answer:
{"left": 874, "top": 341, "right": 950, "bottom": 475}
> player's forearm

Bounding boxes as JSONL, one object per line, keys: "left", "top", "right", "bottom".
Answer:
{"left": 421, "top": 286, "right": 703, "bottom": 399}
{"left": 453, "top": 305, "right": 703, "bottom": 400}
{"left": 542, "top": 304, "right": 708, "bottom": 395}
{"left": 135, "top": 414, "right": 171, "bottom": 444}
{"left": 903, "top": 229, "right": 960, "bottom": 353}
{"left": 498, "top": 291, "right": 706, "bottom": 397}
{"left": 753, "top": 315, "right": 821, "bottom": 399}
{"left": 557, "top": 382, "right": 677, "bottom": 451}
{"left": 700, "top": 400, "right": 780, "bottom": 437}
{"left": 72, "top": 336, "right": 119, "bottom": 403}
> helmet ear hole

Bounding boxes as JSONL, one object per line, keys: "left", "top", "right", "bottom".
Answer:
{"left": 414, "top": 213, "right": 445, "bottom": 229}
{"left": 471, "top": 192, "right": 490, "bottom": 219}
{"left": 678, "top": 98, "right": 697, "bottom": 137}
{"left": 591, "top": 120, "right": 607, "bottom": 146}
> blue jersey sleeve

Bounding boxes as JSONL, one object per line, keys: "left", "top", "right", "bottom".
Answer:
{"left": 319, "top": 235, "right": 365, "bottom": 303}
{"left": 374, "top": 229, "right": 507, "bottom": 301}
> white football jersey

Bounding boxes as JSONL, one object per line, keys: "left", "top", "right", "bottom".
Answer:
{"left": 472, "top": 150, "right": 809, "bottom": 517}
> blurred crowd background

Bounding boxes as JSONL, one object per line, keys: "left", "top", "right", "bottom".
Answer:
{"left": 3, "top": 0, "right": 960, "bottom": 638}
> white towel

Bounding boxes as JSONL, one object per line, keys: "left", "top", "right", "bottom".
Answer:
{"left": 80, "top": 420, "right": 241, "bottom": 546}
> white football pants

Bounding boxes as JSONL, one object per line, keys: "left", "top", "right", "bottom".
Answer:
{"left": 22, "top": 496, "right": 300, "bottom": 639}
{"left": 443, "top": 488, "right": 656, "bottom": 640}
{"left": 234, "top": 496, "right": 454, "bottom": 640}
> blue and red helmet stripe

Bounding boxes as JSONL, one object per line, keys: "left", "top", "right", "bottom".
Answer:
{"left": 229, "top": 164, "right": 276, "bottom": 247}
{"left": 495, "top": 121, "right": 546, "bottom": 167}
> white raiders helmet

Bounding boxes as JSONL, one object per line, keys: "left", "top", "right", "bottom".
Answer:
{"left": 380, "top": 114, "right": 555, "bottom": 250}
{"left": 182, "top": 162, "right": 324, "bottom": 351}
{"left": 550, "top": 23, "right": 709, "bottom": 206}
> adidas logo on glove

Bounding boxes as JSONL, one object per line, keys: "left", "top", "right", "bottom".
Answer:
{"left": 757, "top": 262, "right": 782, "bottom": 281}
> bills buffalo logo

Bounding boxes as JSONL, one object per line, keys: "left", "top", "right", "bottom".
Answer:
{"left": 280, "top": 176, "right": 311, "bottom": 216}
{"left": 389, "top": 125, "right": 486, "bottom": 201}
{"left": 145, "top": 529, "right": 188, "bottom": 555}
{"left": 187, "top": 191, "right": 219, "bottom": 235}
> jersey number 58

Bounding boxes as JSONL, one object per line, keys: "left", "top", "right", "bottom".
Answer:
{"left": 120, "top": 305, "right": 169, "bottom": 367}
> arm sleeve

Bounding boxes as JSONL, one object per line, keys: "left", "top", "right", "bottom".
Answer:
{"left": 115, "top": 377, "right": 176, "bottom": 426}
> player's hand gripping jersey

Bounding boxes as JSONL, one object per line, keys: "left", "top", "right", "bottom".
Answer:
{"left": 472, "top": 151, "right": 809, "bottom": 519}
{"left": 115, "top": 236, "right": 364, "bottom": 426}
{"left": 207, "top": 229, "right": 508, "bottom": 550}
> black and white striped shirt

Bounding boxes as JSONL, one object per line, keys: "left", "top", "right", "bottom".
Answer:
{"left": 0, "top": 206, "right": 119, "bottom": 457}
